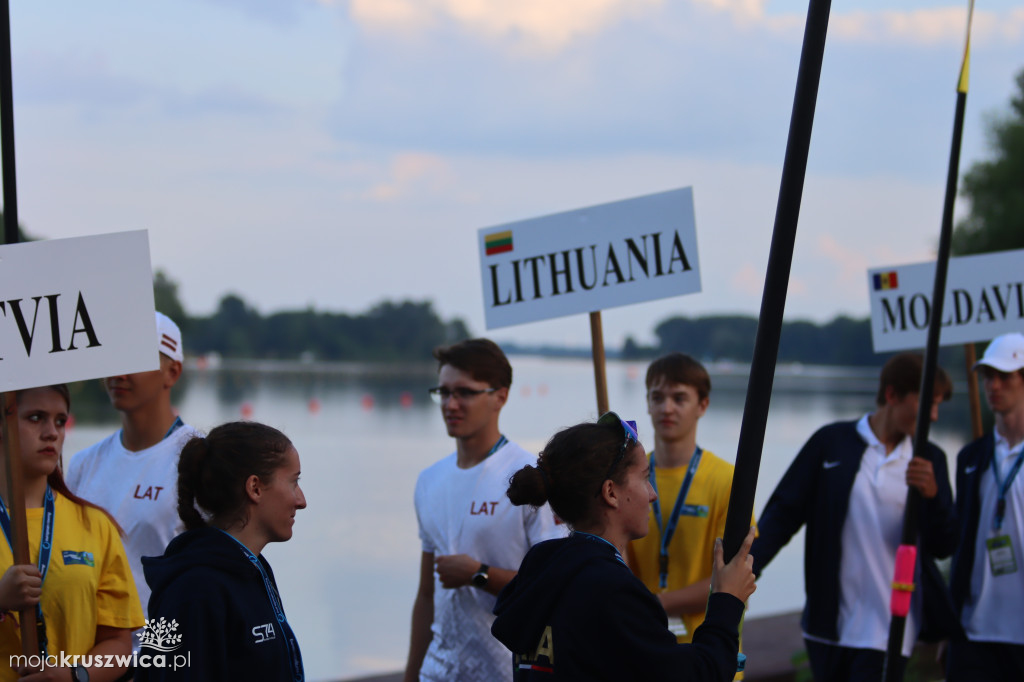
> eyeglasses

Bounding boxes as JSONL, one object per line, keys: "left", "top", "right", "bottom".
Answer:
{"left": 428, "top": 386, "right": 498, "bottom": 404}
{"left": 596, "top": 411, "right": 639, "bottom": 492}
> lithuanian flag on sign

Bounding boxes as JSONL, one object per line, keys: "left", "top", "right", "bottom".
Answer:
{"left": 873, "top": 271, "right": 899, "bottom": 291}
{"left": 485, "top": 230, "right": 513, "bottom": 256}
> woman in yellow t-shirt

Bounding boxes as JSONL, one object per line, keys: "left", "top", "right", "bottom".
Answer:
{"left": 0, "top": 385, "right": 144, "bottom": 682}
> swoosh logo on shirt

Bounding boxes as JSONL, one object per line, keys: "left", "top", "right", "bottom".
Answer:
{"left": 964, "top": 465, "right": 978, "bottom": 474}
{"left": 822, "top": 460, "right": 841, "bottom": 470}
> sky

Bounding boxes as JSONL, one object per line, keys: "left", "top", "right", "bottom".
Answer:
{"left": 7, "top": 0, "right": 1024, "bottom": 349}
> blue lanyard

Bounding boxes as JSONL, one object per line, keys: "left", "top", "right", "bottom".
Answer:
{"left": 649, "top": 448, "right": 702, "bottom": 589}
{"left": 0, "top": 486, "right": 55, "bottom": 656}
{"left": 573, "top": 531, "right": 626, "bottom": 566}
{"left": 991, "top": 442, "right": 1024, "bottom": 532}
{"left": 486, "top": 434, "right": 508, "bottom": 458}
{"left": 218, "top": 530, "right": 304, "bottom": 681}
{"left": 164, "top": 416, "right": 184, "bottom": 439}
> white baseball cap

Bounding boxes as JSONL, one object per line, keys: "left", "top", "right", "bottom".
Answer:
{"left": 973, "top": 332, "right": 1024, "bottom": 373}
{"left": 156, "top": 312, "right": 184, "bottom": 363}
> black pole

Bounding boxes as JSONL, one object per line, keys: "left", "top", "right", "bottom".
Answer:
{"left": 881, "top": 4, "right": 973, "bottom": 677}
{"left": 722, "top": 0, "right": 832, "bottom": 561}
{"left": 0, "top": 0, "right": 17, "bottom": 245}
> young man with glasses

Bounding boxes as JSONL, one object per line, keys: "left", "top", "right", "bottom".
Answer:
{"left": 948, "top": 333, "right": 1024, "bottom": 681}
{"left": 626, "top": 352, "right": 753, "bottom": 678}
{"left": 404, "top": 338, "right": 566, "bottom": 682}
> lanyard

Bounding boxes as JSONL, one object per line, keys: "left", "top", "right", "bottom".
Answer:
{"left": 218, "top": 530, "right": 304, "bottom": 681}
{"left": 573, "top": 531, "right": 626, "bottom": 566}
{"left": 486, "top": 434, "right": 508, "bottom": 458}
{"left": 164, "top": 416, "right": 184, "bottom": 439}
{"left": 0, "top": 487, "right": 55, "bottom": 656}
{"left": 649, "top": 448, "right": 702, "bottom": 589}
{"left": 991, "top": 442, "right": 1024, "bottom": 532}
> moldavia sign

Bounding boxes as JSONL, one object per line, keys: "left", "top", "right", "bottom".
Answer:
{"left": 478, "top": 188, "right": 701, "bottom": 329}
{"left": 867, "top": 248, "right": 1024, "bottom": 353}
{"left": 0, "top": 230, "right": 158, "bottom": 391}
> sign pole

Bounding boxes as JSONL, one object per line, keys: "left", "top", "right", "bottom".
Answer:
{"left": 0, "top": 0, "right": 40, "bottom": 655}
{"left": 722, "top": 0, "right": 833, "bottom": 562}
{"left": 882, "top": 2, "right": 974, "bottom": 678}
{"left": 964, "top": 343, "right": 984, "bottom": 439}
{"left": 589, "top": 312, "right": 610, "bottom": 415}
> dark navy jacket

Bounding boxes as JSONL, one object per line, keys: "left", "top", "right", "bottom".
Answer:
{"left": 950, "top": 432, "right": 995, "bottom": 620}
{"left": 492, "top": 533, "right": 744, "bottom": 681}
{"left": 138, "top": 527, "right": 304, "bottom": 681}
{"left": 750, "top": 419, "right": 958, "bottom": 643}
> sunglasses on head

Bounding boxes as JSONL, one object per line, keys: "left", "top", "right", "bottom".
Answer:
{"left": 596, "top": 411, "right": 639, "bottom": 493}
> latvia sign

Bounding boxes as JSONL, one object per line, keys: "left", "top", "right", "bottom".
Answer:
{"left": 0, "top": 230, "right": 158, "bottom": 392}
{"left": 867, "top": 248, "right": 1024, "bottom": 353}
{"left": 478, "top": 187, "right": 702, "bottom": 330}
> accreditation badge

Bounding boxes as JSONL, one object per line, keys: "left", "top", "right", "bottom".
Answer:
{"left": 986, "top": 535, "right": 1018, "bottom": 576}
{"left": 667, "top": 616, "right": 688, "bottom": 637}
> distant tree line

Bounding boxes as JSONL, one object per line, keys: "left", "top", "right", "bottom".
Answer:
{"left": 621, "top": 314, "right": 965, "bottom": 368}
{"left": 154, "top": 271, "right": 470, "bottom": 362}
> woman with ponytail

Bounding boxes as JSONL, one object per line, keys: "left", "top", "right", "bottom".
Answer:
{"left": 491, "top": 412, "right": 757, "bottom": 681}
{"left": 0, "top": 385, "right": 143, "bottom": 682}
{"left": 138, "top": 421, "right": 306, "bottom": 682}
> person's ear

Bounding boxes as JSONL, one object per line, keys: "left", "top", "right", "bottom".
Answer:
{"left": 244, "top": 474, "right": 262, "bottom": 504}
{"left": 600, "top": 479, "right": 621, "bottom": 510}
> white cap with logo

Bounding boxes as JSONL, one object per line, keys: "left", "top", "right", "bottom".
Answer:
{"left": 156, "top": 311, "right": 184, "bottom": 363}
{"left": 973, "top": 332, "right": 1024, "bottom": 373}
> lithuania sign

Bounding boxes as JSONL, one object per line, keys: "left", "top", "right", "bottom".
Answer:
{"left": 478, "top": 188, "right": 702, "bottom": 330}
{"left": 867, "top": 248, "right": 1024, "bottom": 353}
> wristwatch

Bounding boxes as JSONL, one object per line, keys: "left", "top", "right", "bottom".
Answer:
{"left": 471, "top": 563, "right": 490, "bottom": 588}
{"left": 70, "top": 664, "right": 90, "bottom": 682}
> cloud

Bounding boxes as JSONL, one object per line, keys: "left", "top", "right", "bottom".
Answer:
{"left": 364, "top": 152, "right": 456, "bottom": 200}
{"left": 343, "top": 0, "right": 1023, "bottom": 51}
{"left": 348, "top": 0, "right": 664, "bottom": 50}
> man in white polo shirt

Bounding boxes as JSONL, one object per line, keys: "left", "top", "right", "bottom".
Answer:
{"left": 66, "top": 312, "right": 200, "bottom": 650}
{"left": 751, "top": 353, "right": 958, "bottom": 681}
{"left": 948, "top": 332, "right": 1024, "bottom": 681}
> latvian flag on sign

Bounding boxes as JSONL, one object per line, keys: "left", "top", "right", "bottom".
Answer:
{"left": 873, "top": 271, "right": 899, "bottom": 291}
{"left": 161, "top": 334, "right": 179, "bottom": 356}
{"left": 485, "top": 230, "right": 513, "bottom": 256}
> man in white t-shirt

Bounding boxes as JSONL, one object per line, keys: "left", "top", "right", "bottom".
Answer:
{"left": 948, "top": 332, "right": 1024, "bottom": 681}
{"left": 66, "top": 312, "right": 199, "bottom": 649}
{"left": 403, "top": 338, "right": 566, "bottom": 682}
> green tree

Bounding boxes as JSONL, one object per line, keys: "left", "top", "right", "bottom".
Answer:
{"left": 153, "top": 269, "right": 188, "bottom": 328}
{"left": 951, "top": 68, "right": 1024, "bottom": 256}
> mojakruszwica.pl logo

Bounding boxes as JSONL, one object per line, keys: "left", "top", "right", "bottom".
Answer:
{"left": 10, "top": 617, "right": 191, "bottom": 673}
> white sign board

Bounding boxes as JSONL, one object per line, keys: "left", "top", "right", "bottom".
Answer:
{"left": 0, "top": 230, "right": 158, "bottom": 392}
{"left": 478, "top": 187, "right": 701, "bottom": 329}
{"left": 867, "top": 248, "right": 1024, "bottom": 353}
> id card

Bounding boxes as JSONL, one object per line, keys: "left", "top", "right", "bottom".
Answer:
{"left": 987, "top": 535, "right": 1018, "bottom": 576}
{"left": 667, "top": 616, "right": 688, "bottom": 637}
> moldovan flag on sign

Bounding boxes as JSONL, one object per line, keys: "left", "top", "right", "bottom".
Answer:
{"left": 485, "top": 230, "right": 513, "bottom": 256}
{"left": 873, "top": 271, "right": 899, "bottom": 291}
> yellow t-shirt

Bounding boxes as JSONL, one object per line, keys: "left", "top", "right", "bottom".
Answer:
{"left": 1, "top": 492, "right": 144, "bottom": 680}
{"left": 629, "top": 450, "right": 754, "bottom": 659}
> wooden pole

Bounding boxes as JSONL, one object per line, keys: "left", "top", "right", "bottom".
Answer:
{"left": 589, "top": 312, "right": 609, "bottom": 415}
{"left": 964, "top": 343, "right": 983, "bottom": 439}
{"left": 1, "top": 393, "right": 40, "bottom": 654}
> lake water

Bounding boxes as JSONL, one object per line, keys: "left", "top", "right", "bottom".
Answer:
{"left": 60, "top": 356, "right": 976, "bottom": 682}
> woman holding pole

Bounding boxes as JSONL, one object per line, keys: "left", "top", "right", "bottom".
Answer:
{"left": 0, "top": 385, "right": 143, "bottom": 681}
{"left": 492, "top": 412, "right": 756, "bottom": 681}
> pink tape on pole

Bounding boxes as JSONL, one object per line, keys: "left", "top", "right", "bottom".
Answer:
{"left": 890, "top": 544, "right": 917, "bottom": 617}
